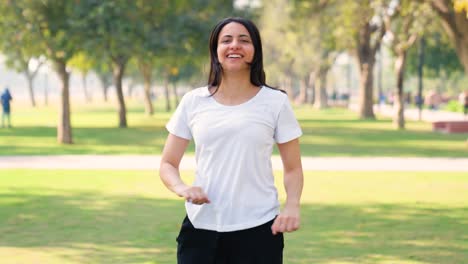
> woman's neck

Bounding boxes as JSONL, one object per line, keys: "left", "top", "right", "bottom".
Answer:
{"left": 217, "top": 71, "right": 254, "bottom": 96}
{"left": 211, "top": 72, "right": 260, "bottom": 106}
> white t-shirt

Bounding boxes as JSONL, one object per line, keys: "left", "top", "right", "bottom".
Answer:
{"left": 166, "top": 86, "right": 302, "bottom": 232}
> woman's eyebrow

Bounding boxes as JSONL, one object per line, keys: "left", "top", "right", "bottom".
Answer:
{"left": 220, "top": 34, "right": 250, "bottom": 38}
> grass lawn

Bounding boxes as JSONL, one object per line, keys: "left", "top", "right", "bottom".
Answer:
{"left": 0, "top": 102, "right": 466, "bottom": 157}
{"left": 1, "top": 169, "right": 467, "bottom": 263}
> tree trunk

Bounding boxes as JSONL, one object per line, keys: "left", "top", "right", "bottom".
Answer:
{"left": 417, "top": 37, "right": 425, "bottom": 121}
{"left": 97, "top": 74, "right": 109, "bottom": 102}
{"left": 143, "top": 80, "right": 154, "bottom": 116}
{"left": 140, "top": 63, "right": 154, "bottom": 116}
{"left": 313, "top": 67, "right": 329, "bottom": 109}
{"left": 82, "top": 73, "right": 91, "bottom": 103}
{"left": 54, "top": 60, "right": 73, "bottom": 144}
{"left": 358, "top": 60, "right": 376, "bottom": 119}
{"left": 393, "top": 51, "right": 407, "bottom": 129}
{"left": 307, "top": 70, "right": 317, "bottom": 105}
{"left": 282, "top": 75, "right": 294, "bottom": 100}
{"left": 126, "top": 81, "right": 136, "bottom": 98}
{"left": 431, "top": 0, "right": 468, "bottom": 76}
{"left": 164, "top": 76, "right": 171, "bottom": 112}
{"left": 113, "top": 60, "right": 127, "bottom": 128}
{"left": 24, "top": 72, "right": 36, "bottom": 107}
{"left": 172, "top": 82, "right": 179, "bottom": 106}
{"left": 295, "top": 75, "right": 309, "bottom": 104}
{"left": 356, "top": 22, "right": 378, "bottom": 119}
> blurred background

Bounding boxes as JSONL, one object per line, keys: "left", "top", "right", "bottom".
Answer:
{"left": 1, "top": 0, "right": 467, "bottom": 143}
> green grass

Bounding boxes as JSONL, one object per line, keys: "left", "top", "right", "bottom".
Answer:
{"left": 1, "top": 169, "right": 467, "bottom": 263}
{"left": 0, "top": 102, "right": 467, "bottom": 157}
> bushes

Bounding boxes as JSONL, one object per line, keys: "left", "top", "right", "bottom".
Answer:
{"left": 443, "top": 100, "right": 463, "bottom": 113}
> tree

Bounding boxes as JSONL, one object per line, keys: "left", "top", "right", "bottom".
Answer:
{"left": 406, "top": 29, "right": 464, "bottom": 100}
{"left": 131, "top": 0, "right": 172, "bottom": 115}
{"left": 0, "top": 0, "right": 86, "bottom": 143}
{"left": 407, "top": 31, "right": 463, "bottom": 78}
{"left": 261, "top": 0, "right": 337, "bottom": 107}
{"left": 334, "top": 0, "right": 390, "bottom": 119}
{"left": 261, "top": 0, "right": 297, "bottom": 97}
{"left": 3, "top": 53, "right": 44, "bottom": 107}
{"left": 308, "top": 3, "right": 339, "bottom": 109}
{"left": 0, "top": 2, "right": 45, "bottom": 107}
{"left": 83, "top": 0, "right": 147, "bottom": 128}
{"left": 428, "top": 0, "right": 468, "bottom": 75}
{"left": 133, "top": 0, "right": 235, "bottom": 113}
{"left": 385, "top": 0, "right": 434, "bottom": 129}
{"left": 93, "top": 61, "right": 113, "bottom": 102}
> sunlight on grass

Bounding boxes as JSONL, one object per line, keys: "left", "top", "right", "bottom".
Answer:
{"left": 1, "top": 103, "right": 466, "bottom": 157}
{"left": 0, "top": 169, "right": 467, "bottom": 263}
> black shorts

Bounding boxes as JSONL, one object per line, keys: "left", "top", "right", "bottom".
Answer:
{"left": 176, "top": 216, "right": 284, "bottom": 264}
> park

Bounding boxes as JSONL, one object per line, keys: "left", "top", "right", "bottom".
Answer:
{"left": 1, "top": 1, "right": 468, "bottom": 264}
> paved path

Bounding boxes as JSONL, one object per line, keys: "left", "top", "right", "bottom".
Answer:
{"left": 355, "top": 104, "right": 468, "bottom": 122}
{"left": 0, "top": 155, "right": 467, "bottom": 172}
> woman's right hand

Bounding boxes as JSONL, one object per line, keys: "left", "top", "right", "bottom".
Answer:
{"left": 173, "top": 184, "right": 211, "bottom": 205}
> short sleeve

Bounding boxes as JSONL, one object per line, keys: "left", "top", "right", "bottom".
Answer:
{"left": 166, "top": 93, "right": 193, "bottom": 140}
{"left": 274, "top": 99, "right": 302, "bottom": 144}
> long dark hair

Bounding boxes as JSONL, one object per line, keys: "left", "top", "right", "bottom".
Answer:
{"left": 207, "top": 17, "right": 282, "bottom": 94}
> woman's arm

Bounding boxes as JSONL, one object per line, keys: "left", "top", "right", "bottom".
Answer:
{"left": 271, "top": 138, "right": 303, "bottom": 235}
{"left": 159, "top": 133, "right": 210, "bottom": 204}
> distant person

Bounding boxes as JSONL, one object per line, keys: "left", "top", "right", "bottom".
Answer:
{"left": 159, "top": 17, "right": 303, "bottom": 263}
{"left": 414, "top": 94, "right": 423, "bottom": 108}
{"left": 404, "top": 92, "right": 412, "bottom": 106}
{"left": 379, "top": 93, "right": 386, "bottom": 106}
{"left": 1, "top": 87, "right": 12, "bottom": 128}
{"left": 425, "top": 90, "right": 441, "bottom": 110}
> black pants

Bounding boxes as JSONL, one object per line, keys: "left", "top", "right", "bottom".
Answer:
{"left": 177, "top": 216, "right": 284, "bottom": 264}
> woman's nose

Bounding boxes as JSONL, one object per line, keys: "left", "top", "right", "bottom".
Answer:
{"left": 229, "top": 39, "right": 241, "bottom": 49}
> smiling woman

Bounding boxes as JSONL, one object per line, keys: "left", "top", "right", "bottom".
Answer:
{"left": 216, "top": 22, "right": 254, "bottom": 73}
{"left": 159, "top": 17, "right": 304, "bottom": 264}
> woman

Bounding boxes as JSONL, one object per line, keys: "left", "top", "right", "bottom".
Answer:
{"left": 160, "top": 17, "right": 303, "bottom": 263}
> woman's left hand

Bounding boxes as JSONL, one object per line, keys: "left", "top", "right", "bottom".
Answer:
{"left": 271, "top": 203, "right": 300, "bottom": 235}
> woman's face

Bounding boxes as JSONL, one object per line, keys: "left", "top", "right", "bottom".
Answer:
{"left": 216, "top": 22, "right": 254, "bottom": 73}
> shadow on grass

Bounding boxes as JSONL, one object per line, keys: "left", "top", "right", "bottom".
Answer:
{"left": 0, "top": 189, "right": 185, "bottom": 263}
{"left": 1, "top": 189, "right": 466, "bottom": 263}
{"left": 0, "top": 126, "right": 57, "bottom": 138}
{"left": 298, "top": 121, "right": 467, "bottom": 157}
{"left": 288, "top": 203, "right": 468, "bottom": 263}
{"left": 0, "top": 113, "right": 466, "bottom": 156}
{"left": 0, "top": 126, "right": 194, "bottom": 156}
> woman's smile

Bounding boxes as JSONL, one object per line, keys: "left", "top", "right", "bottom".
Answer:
{"left": 217, "top": 22, "right": 254, "bottom": 70}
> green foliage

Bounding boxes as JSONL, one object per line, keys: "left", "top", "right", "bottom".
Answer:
{"left": 7, "top": 1, "right": 83, "bottom": 62}
{"left": 260, "top": 0, "right": 341, "bottom": 84}
{"left": 406, "top": 32, "right": 464, "bottom": 78}
{"left": 68, "top": 52, "right": 94, "bottom": 75}
{"left": 0, "top": 0, "right": 84, "bottom": 70}
{"left": 81, "top": 0, "right": 146, "bottom": 64}
{"left": 443, "top": 99, "right": 463, "bottom": 113}
{"left": 139, "top": 0, "right": 235, "bottom": 85}
{"left": 386, "top": 0, "right": 435, "bottom": 55}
